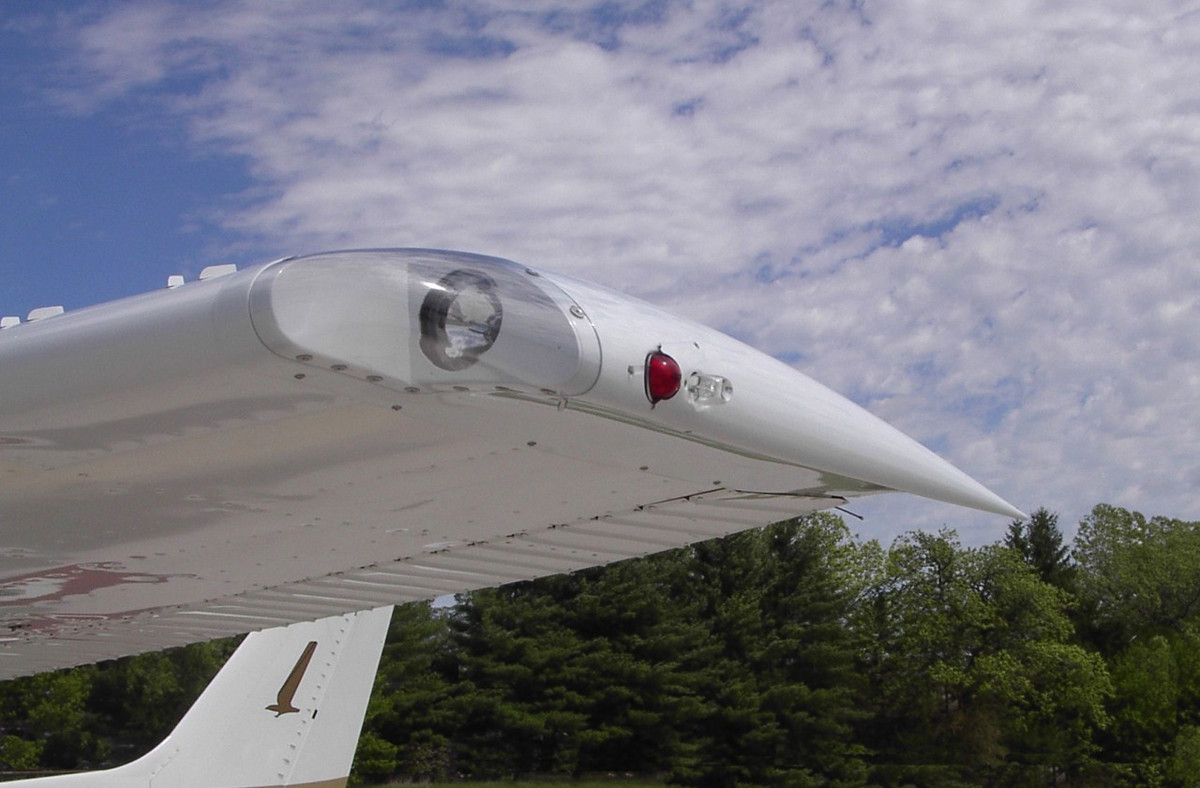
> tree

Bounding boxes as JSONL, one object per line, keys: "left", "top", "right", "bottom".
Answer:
{"left": 865, "top": 530, "right": 1111, "bottom": 783}
{"left": 1073, "top": 506, "right": 1200, "bottom": 781}
{"left": 447, "top": 553, "right": 711, "bottom": 780}
{"left": 89, "top": 638, "right": 235, "bottom": 764}
{"left": 752, "top": 515, "right": 872, "bottom": 787}
{"left": 666, "top": 515, "right": 872, "bottom": 788}
{"left": 1168, "top": 726, "right": 1200, "bottom": 787}
{"left": 447, "top": 575, "right": 589, "bottom": 778}
{"left": 1005, "top": 507, "right": 1077, "bottom": 592}
{"left": 1074, "top": 505, "right": 1200, "bottom": 654}
{"left": 356, "top": 602, "right": 456, "bottom": 782}
{"left": 0, "top": 666, "right": 103, "bottom": 770}
{"left": 431, "top": 514, "right": 874, "bottom": 787}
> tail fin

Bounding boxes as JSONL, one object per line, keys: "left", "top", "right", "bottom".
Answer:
{"left": 11, "top": 606, "right": 392, "bottom": 787}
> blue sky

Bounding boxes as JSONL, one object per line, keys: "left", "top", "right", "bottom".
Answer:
{"left": 2, "top": 3, "right": 257, "bottom": 309}
{"left": 3, "top": 0, "right": 1198, "bottom": 543}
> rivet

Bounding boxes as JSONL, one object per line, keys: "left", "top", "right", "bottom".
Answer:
{"left": 526, "top": 441, "right": 537, "bottom": 447}
{"left": 405, "top": 386, "right": 421, "bottom": 394}
{"left": 366, "top": 375, "right": 383, "bottom": 382}
{"left": 391, "top": 404, "right": 403, "bottom": 411}
{"left": 569, "top": 305, "right": 586, "bottom": 319}
{"left": 331, "top": 364, "right": 347, "bottom": 371}
{"left": 639, "top": 465, "right": 649, "bottom": 471}
{"left": 453, "top": 385, "right": 469, "bottom": 392}
{"left": 294, "top": 373, "right": 306, "bottom": 380}
{"left": 296, "top": 354, "right": 312, "bottom": 362}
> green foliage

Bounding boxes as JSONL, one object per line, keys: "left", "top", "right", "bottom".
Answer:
{"left": 0, "top": 734, "right": 42, "bottom": 771}
{"left": 376, "top": 781, "right": 666, "bottom": 788}
{"left": 5, "top": 504, "right": 1200, "bottom": 787}
{"left": 0, "top": 636, "right": 235, "bottom": 773}
{"left": 0, "top": 665, "right": 105, "bottom": 769}
{"left": 358, "top": 513, "right": 874, "bottom": 786}
{"left": 1168, "top": 726, "right": 1200, "bottom": 787}
{"left": 448, "top": 551, "right": 708, "bottom": 780}
{"left": 89, "top": 637, "right": 235, "bottom": 761}
{"left": 1071, "top": 505, "right": 1200, "bottom": 782}
{"left": 864, "top": 529, "right": 1111, "bottom": 783}
{"left": 357, "top": 601, "right": 457, "bottom": 781}
{"left": 1074, "top": 504, "right": 1200, "bottom": 653}
{"left": 1110, "top": 635, "right": 1178, "bottom": 754}
{"left": 681, "top": 515, "right": 871, "bottom": 788}
{"left": 1005, "top": 507, "right": 1077, "bottom": 592}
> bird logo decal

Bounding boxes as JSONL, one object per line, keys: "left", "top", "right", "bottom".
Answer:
{"left": 266, "top": 640, "right": 318, "bottom": 717}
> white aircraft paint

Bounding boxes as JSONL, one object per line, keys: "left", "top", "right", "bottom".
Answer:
{"left": 0, "top": 249, "right": 1021, "bottom": 678}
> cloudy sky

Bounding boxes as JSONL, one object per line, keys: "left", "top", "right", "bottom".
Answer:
{"left": 2, "top": 0, "right": 1197, "bottom": 545}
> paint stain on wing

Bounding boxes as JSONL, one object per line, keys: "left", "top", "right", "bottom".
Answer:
{"left": 0, "top": 563, "right": 170, "bottom": 605}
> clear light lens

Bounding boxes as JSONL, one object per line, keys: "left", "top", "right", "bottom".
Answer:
{"left": 686, "top": 372, "right": 733, "bottom": 405}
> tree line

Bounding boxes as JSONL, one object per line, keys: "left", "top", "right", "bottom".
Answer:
{"left": 2, "top": 504, "right": 1199, "bottom": 786}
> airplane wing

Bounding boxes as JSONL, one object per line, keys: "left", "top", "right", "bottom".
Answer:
{"left": 0, "top": 249, "right": 1022, "bottom": 678}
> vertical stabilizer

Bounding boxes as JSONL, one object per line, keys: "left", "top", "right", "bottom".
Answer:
{"left": 7, "top": 606, "right": 392, "bottom": 787}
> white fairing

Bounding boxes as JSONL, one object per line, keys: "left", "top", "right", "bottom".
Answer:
{"left": 543, "top": 269, "right": 1020, "bottom": 515}
{"left": 248, "top": 251, "right": 602, "bottom": 395}
{"left": 3, "top": 606, "right": 391, "bottom": 788}
{"left": 0, "top": 249, "right": 1022, "bottom": 677}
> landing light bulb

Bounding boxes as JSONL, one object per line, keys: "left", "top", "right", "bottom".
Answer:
{"left": 419, "top": 270, "right": 502, "bottom": 371}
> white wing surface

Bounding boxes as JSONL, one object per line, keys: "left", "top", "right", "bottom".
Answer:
{"left": 0, "top": 249, "right": 1021, "bottom": 678}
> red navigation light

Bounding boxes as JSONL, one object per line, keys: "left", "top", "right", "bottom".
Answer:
{"left": 645, "top": 350, "right": 682, "bottom": 405}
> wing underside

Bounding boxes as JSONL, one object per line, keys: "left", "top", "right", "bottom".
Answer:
{"left": 0, "top": 249, "right": 1018, "bottom": 678}
{"left": 0, "top": 390, "right": 848, "bottom": 677}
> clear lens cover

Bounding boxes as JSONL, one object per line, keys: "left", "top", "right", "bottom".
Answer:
{"left": 250, "top": 249, "right": 601, "bottom": 395}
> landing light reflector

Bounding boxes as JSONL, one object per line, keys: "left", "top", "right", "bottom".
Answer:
{"left": 419, "top": 270, "right": 503, "bottom": 371}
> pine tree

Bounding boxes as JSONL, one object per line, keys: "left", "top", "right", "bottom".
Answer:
{"left": 356, "top": 602, "right": 456, "bottom": 781}
{"left": 1005, "top": 507, "right": 1076, "bottom": 592}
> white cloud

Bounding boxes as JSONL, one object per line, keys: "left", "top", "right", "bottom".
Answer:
{"left": 55, "top": 0, "right": 1200, "bottom": 542}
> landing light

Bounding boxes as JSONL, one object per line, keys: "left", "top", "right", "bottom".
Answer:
{"left": 645, "top": 350, "right": 682, "bottom": 405}
{"left": 419, "top": 270, "right": 503, "bottom": 371}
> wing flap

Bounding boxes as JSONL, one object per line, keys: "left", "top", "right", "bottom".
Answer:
{"left": 0, "top": 488, "right": 836, "bottom": 677}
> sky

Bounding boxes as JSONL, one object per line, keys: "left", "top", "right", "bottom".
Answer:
{"left": 2, "top": 0, "right": 1198, "bottom": 546}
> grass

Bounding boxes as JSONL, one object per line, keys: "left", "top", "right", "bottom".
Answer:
{"left": 373, "top": 780, "right": 665, "bottom": 788}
